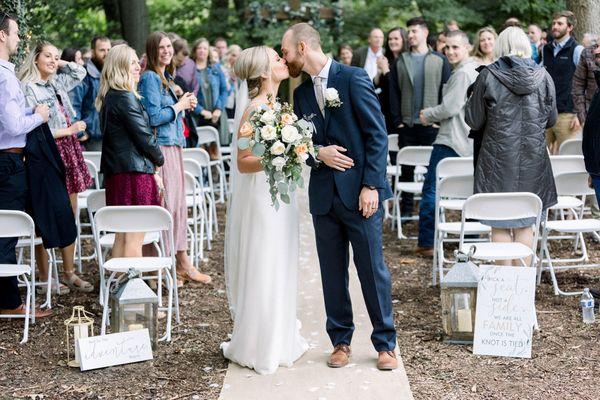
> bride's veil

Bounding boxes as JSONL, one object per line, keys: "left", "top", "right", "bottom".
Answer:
{"left": 224, "top": 80, "right": 249, "bottom": 320}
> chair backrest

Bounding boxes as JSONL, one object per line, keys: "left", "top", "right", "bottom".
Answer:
{"left": 84, "top": 159, "right": 100, "bottom": 189}
{"left": 94, "top": 206, "right": 172, "bottom": 233}
{"left": 437, "top": 175, "right": 474, "bottom": 200}
{"left": 184, "top": 171, "right": 198, "bottom": 195}
{"left": 436, "top": 157, "right": 474, "bottom": 180}
{"left": 0, "top": 211, "right": 35, "bottom": 238}
{"left": 396, "top": 146, "right": 433, "bottom": 167}
{"left": 388, "top": 134, "right": 400, "bottom": 153}
{"left": 82, "top": 151, "right": 101, "bottom": 170}
{"left": 554, "top": 172, "right": 595, "bottom": 197}
{"left": 550, "top": 155, "right": 586, "bottom": 176}
{"left": 86, "top": 189, "right": 106, "bottom": 215}
{"left": 183, "top": 148, "right": 211, "bottom": 167}
{"left": 462, "top": 192, "right": 542, "bottom": 221}
{"left": 183, "top": 158, "right": 204, "bottom": 179}
{"left": 558, "top": 138, "right": 583, "bottom": 156}
{"left": 196, "top": 126, "right": 219, "bottom": 147}
{"left": 227, "top": 118, "right": 235, "bottom": 135}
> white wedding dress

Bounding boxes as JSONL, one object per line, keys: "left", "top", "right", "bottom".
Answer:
{"left": 221, "top": 82, "right": 308, "bottom": 375}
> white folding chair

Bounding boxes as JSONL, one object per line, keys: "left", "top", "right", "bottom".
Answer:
{"left": 389, "top": 146, "right": 433, "bottom": 239}
{"left": 433, "top": 174, "right": 491, "bottom": 285}
{"left": 95, "top": 206, "right": 178, "bottom": 341}
{"left": 75, "top": 159, "right": 101, "bottom": 272}
{"left": 16, "top": 238, "right": 58, "bottom": 309}
{"left": 184, "top": 171, "right": 205, "bottom": 265}
{"left": 558, "top": 138, "right": 583, "bottom": 156}
{"left": 459, "top": 193, "right": 543, "bottom": 268}
{"left": 183, "top": 150, "right": 217, "bottom": 237}
{"left": 0, "top": 211, "right": 36, "bottom": 343}
{"left": 196, "top": 126, "right": 228, "bottom": 203}
{"left": 538, "top": 172, "right": 600, "bottom": 296}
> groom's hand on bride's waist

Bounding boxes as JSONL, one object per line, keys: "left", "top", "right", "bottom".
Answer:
{"left": 317, "top": 145, "right": 354, "bottom": 172}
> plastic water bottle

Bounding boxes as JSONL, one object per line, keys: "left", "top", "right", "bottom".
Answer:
{"left": 581, "top": 288, "right": 595, "bottom": 324}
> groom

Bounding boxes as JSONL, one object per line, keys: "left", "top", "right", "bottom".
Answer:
{"left": 282, "top": 23, "right": 397, "bottom": 370}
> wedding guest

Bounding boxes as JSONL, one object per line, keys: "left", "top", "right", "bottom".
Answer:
{"left": 214, "top": 37, "right": 228, "bottom": 62}
{"left": 352, "top": 27, "right": 384, "bottom": 81}
{"left": 417, "top": 31, "right": 478, "bottom": 256}
{"left": 543, "top": 10, "right": 584, "bottom": 154}
{"left": 446, "top": 20, "right": 459, "bottom": 31}
{"left": 192, "top": 38, "right": 229, "bottom": 152}
{"left": 97, "top": 44, "right": 164, "bottom": 257}
{"left": 0, "top": 12, "right": 52, "bottom": 317}
{"left": 435, "top": 31, "right": 447, "bottom": 54}
{"left": 471, "top": 27, "right": 497, "bottom": 66}
{"left": 61, "top": 47, "right": 84, "bottom": 66}
{"left": 19, "top": 41, "right": 93, "bottom": 292}
{"left": 173, "top": 38, "right": 200, "bottom": 148}
{"left": 582, "top": 68, "right": 600, "bottom": 204}
{"left": 224, "top": 44, "right": 242, "bottom": 119}
{"left": 528, "top": 24, "right": 543, "bottom": 63}
{"left": 582, "top": 33, "right": 599, "bottom": 48}
{"left": 81, "top": 47, "right": 92, "bottom": 64}
{"left": 71, "top": 36, "right": 111, "bottom": 151}
{"left": 389, "top": 16, "right": 451, "bottom": 218}
{"left": 466, "top": 27, "right": 557, "bottom": 265}
{"left": 572, "top": 42, "right": 600, "bottom": 127}
{"left": 375, "top": 27, "right": 407, "bottom": 136}
{"left": 337, "top": 44, "right": 353, "bottom": 66}
{"left": 139, "top": 31, "right": 211, "bottom": 284}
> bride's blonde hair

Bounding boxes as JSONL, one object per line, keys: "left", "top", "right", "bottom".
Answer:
{"left": 234, "top": 46, "right": 270, "bottom": 99}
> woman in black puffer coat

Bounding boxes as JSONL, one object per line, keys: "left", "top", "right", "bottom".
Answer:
{"left": 465, "top": 27, "right": 557, "bottom": 263}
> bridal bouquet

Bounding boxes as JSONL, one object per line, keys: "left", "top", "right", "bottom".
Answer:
{"left": 237, "top": 100, "right": 315, "bottom": 210}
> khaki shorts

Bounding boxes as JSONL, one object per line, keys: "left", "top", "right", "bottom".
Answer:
{"left": 545, "top": 113, "right": 579, "bottom": 153}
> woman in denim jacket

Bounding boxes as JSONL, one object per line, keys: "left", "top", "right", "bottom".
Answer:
{"left": 192, "top": 38, "right": 230, "bottom": 157}
{"left": 19, "top": 41, "right": 94, "bottom": 293}
{"left": 139, "top": 32, "right": 211, "bottom": 285}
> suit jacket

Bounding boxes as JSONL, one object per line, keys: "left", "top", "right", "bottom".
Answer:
{"left": 351, "top": 46, "right": 368, "bottom": 68}
{"left": 24, "top": 123, "right": 77, "bottom": 249}
{"left": 293, "top": 60, "right": 393, "bottom": 215}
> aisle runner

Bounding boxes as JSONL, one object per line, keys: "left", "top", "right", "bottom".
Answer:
{"left": 219, "top": 188, "right": 413, "bottom": 400}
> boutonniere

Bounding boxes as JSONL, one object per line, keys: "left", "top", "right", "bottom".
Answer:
{"left": 324, "top": 88, "right": 342, "bottom": 108}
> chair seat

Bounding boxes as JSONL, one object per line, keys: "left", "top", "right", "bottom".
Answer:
{"left": 78, "top": 189, "right": 95, "bottom": 199}
{"left": 103, "top": 257, "right": 172, "bottom": 272}
{"left": 16, "top": 237, "right": 43, "bottom": 247}
{"left": 549, "top": 196, "right": 583, "bottom": 210}
{"left": 415, "top": 165, "right": 428, "bottom": 175}
{"left": 439, "top": 199, "right": 466, "bottom": 211}
{"left": 460, "top": 242, "right": 534, "bottom": 260}
{"left": 438, "top": 222, "right": 491, "bottom": 234}
{"left": 0, "top": 264, "right": 31, "bottom": 277}
{"left": 220, "top": 146, "right": 231, "bottom": 154}
{"left": 544, "top": 219, "right": 600, "bottom": 233}
{"left": 99, "top": 232, "right": 160, "bottom": 248}
{"left": 396, "top": 182, "right": 423, "bottom": 194}
{"left": 78, "top": 197, "right": 88, "bottom": 209}
{"left": 386, "top": 165, "right": 401, "bottom": 176}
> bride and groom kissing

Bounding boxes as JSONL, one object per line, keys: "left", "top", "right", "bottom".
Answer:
{"left": 222, "top": 22, "right": 398, "bottom": 375}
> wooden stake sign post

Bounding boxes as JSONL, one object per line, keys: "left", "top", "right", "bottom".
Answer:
{"left": 472, "top": 266, "right": 537, "bottom": 358}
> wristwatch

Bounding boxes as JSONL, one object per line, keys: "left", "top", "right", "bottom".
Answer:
{"left": 365, "top": 185, "right": 376, "bottom": 190}
{"left": 313, "top": 145, "right": 323, "bottom": 167}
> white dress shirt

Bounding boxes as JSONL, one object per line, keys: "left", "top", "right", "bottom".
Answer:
{"left": 365, "top": 47, "right": 383, "bottom": 80}
{"left": 311, "top": 57, "right": 332, "bottom": 103}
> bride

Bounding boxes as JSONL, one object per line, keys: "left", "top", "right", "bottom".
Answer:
{"left": 221, "top": 46, "right": 309, "bottom": 375}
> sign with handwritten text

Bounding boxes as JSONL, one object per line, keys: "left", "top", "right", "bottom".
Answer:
{"left": 473, "top": 266, "right": 536, "bottom": 358}
{"left": 77, "top": 329, "right": 153, "bottom": 371}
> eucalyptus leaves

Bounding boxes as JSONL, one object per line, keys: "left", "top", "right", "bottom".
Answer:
{"left": 238, "top": 101, "right": 315, "bottom": 210}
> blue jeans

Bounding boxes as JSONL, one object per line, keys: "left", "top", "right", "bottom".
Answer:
{"left": 418, "top": 145, "right": 459, "bottom": 248}
{"left": 592, "top": 175, "right": 600, "bottom": 206}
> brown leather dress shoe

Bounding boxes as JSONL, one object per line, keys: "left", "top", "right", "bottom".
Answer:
{"left": 415, "top": 247, "right": 434, "bottom": 257}
{"left": 377, "top": 350, "right": 398, "bottom": 370}
{"left": 327, "top": 344, "right": 351, "bottom": 368}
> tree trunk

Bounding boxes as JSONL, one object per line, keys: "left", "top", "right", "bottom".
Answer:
{"left": 567, "top": 0, "right": 600, "bottom": 41}
{"left": 117, "top": 0, "right": 149, "bottom": 54}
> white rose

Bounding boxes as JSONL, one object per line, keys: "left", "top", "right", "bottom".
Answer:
{"left": 270, "top": 141, "right": 285, "bottom": 155}
{"left": 273, "top": 102, "right": 282, "bottom": 112}
{"left": 271, "top": 156, "right": 286, "bottom": 171}
{"left": 297, "top": 152, "right": 309, "bottom": 162}
{"left": 281, "top": 125, "right": 300, "bottom": 144}
{"left": 324, "top": 88, "right": 339, "bottom": 102}
{"left": 260, "top": 125, "right": 277, "bottom": 141}
{"left": 260, "top": 110, "right": 277, "bottom": 125}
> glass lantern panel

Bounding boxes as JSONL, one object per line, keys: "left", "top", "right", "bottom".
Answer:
{"left": 451, "top": 292, "right": 473, "bottom": 333}
{"left": 122, "top": 304, "right": 150, "bottom": 331}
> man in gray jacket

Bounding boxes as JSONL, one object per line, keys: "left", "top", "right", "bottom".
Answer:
{"left": 389, "top": 16, "right": 450, "bottom": 218}
{"left": 415, "top": 30, "right": 479, "bottom": 256}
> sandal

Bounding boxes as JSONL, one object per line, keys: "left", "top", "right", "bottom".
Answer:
{"left": 178, "top": 268, "right": 212, "bottom": 284}
{"left": 61, "top": 273, "right": 94, "bottom": 293}
{"left": 0, "top": 304, "right": 53, "bottom": 318}
{"left": 36, "top": 282, "right": 70, "bottom": 295}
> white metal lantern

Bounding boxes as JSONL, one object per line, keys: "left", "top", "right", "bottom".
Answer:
{"left": 109, "top": 269, "right": 158, "bottom": 350}
{"left": 441, "top": 248, "right": 480, "bottom": 344}
{"left": 64, "top": 306, "right": 94, "bottom": 368}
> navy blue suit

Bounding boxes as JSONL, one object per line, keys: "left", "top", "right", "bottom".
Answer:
{"left": 293, "top": 60, "right": 396, "bottom": 351}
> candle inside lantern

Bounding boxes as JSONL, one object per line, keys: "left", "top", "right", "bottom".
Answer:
{"left": 73, "top": 323, "right": 89, "bottom": 363}
{"left": 456, "top": 308, "right": 473, "bottom": 332}
{"left": 128, "top": 323, "right": 144, "bottom": 331}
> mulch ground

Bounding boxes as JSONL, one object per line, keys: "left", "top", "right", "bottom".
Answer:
{"left": 1, "top": 205, "right": 600, "bottom": 399}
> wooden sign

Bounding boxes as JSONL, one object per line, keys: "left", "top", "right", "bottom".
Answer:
{"left": 77, "top": 329, "right": 153, "bottom": 371}
{"left": 473, "top": 266, "right": 537, "bottom": 358}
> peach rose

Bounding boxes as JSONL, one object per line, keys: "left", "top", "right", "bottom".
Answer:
{"left": 239, "top": 121, "right": 254, "bottom": 137}
{"left": 281, "top": 113, "right": 295, "bottom": 125}
{"left": 294, "top": 143, "right": 308, "bottom": 156}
